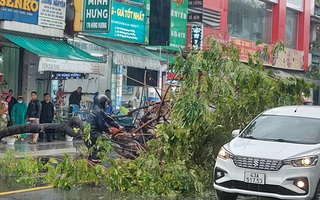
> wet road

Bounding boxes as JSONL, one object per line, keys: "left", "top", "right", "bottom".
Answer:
{"left": 0, "top": 187, "right": 273, "bottom": 200}
{"left": 0, "top": 137, "right": 274, "bottom": 200}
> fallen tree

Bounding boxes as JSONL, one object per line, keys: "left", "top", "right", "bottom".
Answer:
{"left": 0, "top": 117, "right": 84, "bottom": 140}
{"left": 0, "top": 40, "right": 316, "bottom": 196}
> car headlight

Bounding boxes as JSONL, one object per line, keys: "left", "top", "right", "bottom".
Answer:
{"left": 218, "top": 147, "right": 234, "bottom": 160}
{"left": 283, "top": 156, "right": 318, "bottom": 167}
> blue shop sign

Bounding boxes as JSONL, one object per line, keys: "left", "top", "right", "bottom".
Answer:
{"left": 0, "top": 0, "right": 39, "bottom": 24}
{"left": 91, "top": 1, "right": 146, "bottom": 43}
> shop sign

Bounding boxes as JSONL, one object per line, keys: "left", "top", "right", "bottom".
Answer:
{"left": 38, "top": 0, "right": 66, "bottom": 29}
{"left": 39, "top": 57, "right": 105, "bottom": 75}
{"left": 190, "top": 25, "right": 203, "bottom": 50}
{"left": 82, "top": 0, "right": 112, "bottom": 32}
{"left": 0, "top": 0, "right": 39, "bottom": 25}
{"left": 188, "top": 12, "right": 202, "bottom": 23}
{"left": 170, "top": 0, "right": 188, "bottom": 48}
{"left": 188, "top": 0, "right": 203, "bottom": 8}
{"left": 0, "top": 0, "right": 66, "bottom": 29}
{"left": 230, "top": 37, "right": 273, "bottom": 65}
{"left": 116, "top": 65, "right": 123, "bottom": 109}
{"left": 51, "top": 72, "right": 86, "bottom": 79}
{"left": 201, "top": 28, "right": 229, "bottom": 49}
{"left": 273, "top": 48, "right": 304, "bottom": 70}
{"left": 91, "top": 1, "right": 146, "bottom": 43}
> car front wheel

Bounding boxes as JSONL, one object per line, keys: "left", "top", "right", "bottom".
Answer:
{"left": 216, "top": 190, "right": 238, "bottom": 200}
{"left": 314, "top": 180, "right": 320, "bottom": 200}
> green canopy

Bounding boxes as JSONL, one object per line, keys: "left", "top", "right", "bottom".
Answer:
{"left": 0, "top": 33, "right": 101, "bottom": 62}
{"left": 82, "top": 36, "right": 166, "bottom": 71}
{"left": 0, "top": 33, "right": 105, "bottom": 74}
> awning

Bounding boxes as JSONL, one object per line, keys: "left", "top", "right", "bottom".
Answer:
{"left": 273, "top": 68, "right": 307, "bottom": 79}
{"left": 0, "top": 33, "right": 105, "bottom": 75}
{"left": 272, "top": 68, "right": 320, "bottom": 86}
{"left": 81, "top": 36, "right": 167, "bottom": 71}
{"left": 149, "top": 51, "right": 177, "bottom": 64}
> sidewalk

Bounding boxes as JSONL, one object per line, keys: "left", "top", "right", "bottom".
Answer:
{"left": 0, "top": 133, "right": 85, "bottom": 157}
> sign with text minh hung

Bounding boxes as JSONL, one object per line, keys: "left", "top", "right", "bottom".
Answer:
{"left": 91, "top": 1, "right": 146, "bottom": 43}
{"left": 82, "top": 0, "right": 112, "bottom": 32}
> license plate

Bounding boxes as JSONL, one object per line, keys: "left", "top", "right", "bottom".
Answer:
{"left": 244, "top": 172, "right": 265, "bottom": 184}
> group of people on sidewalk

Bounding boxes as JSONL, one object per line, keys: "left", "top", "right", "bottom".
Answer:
{"left": 0, "top": 90, "right": 55, "bottom": 144}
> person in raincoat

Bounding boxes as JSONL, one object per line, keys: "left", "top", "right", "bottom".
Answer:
{"left": 11, "top": 96, "right": 28, "bottom": 140}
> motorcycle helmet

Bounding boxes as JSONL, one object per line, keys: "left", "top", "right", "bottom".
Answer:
{"left": 96, "top": 94, "right": 110, "bottom": 109}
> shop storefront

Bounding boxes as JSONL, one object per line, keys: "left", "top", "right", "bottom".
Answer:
{"left": 73, "top": 1, "right": 167, "bottom": 108}
{"left": 187, "top": 0, "right": 309, "bottom": 70}
{"left": 0, "top": 32, "right": 105, "bottom": 103}
{"left": 0, "top": 0, "right": 106, "bottom": 102}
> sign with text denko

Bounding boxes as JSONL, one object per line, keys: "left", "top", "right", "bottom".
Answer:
{"left": 0, "top": 0, "right": 39, "bottom": 24}
{"left": 82, "top": 0, "right": 112, "bottom": 32}
{"left": 0, "top": 0, "right": 66, "bottom": 29}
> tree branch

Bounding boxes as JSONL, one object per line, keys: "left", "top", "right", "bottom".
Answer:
{"left": 0, "top": 117, "right": 84, "bottom": 139}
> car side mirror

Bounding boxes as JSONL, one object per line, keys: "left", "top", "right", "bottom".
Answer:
{"left": 232, "top": 129, "right": 241, "bottom": 138}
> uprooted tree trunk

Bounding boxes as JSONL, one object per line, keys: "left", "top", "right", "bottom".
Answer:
{"left": 0, "top": 117, "right": 84, "bottom": 140}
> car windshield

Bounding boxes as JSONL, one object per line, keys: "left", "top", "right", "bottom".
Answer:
{"left": 240, "top": 115, "right": 320, "bottom": 144}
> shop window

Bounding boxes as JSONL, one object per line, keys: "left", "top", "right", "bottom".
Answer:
{"left": 127, "top": 67, "right": 158, "bottom": 87}
{"left": 149, "top": 0, "right": 171, "bottom": 45}
{"left": 285, "top": 9, "right": 299, "bottom": 49}
{"left": 227, "top": 0, "right": 272, "bottom": 43}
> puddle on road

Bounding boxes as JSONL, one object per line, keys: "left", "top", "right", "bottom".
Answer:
{"left": 0, "top": 178, "right": 32, "bottom": 192}
{"left": 0, "top": 182, "right": 274, "bottom": 200}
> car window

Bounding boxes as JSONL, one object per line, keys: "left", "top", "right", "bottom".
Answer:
{"left": 240, "top": 115, "right": 320, "bottom": 144}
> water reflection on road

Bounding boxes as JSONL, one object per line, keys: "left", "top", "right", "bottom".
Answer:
{"left": 0, "top": 181, "right": 274, "bottom": 200}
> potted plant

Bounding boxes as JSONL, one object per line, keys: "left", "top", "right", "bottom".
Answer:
{"left": 7, "top": 134, "right": 20, "bottom": 145}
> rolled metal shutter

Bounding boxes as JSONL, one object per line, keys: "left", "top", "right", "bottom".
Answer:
{"left": 287, "top": 0, "right": 304, "bottom": 12}
{"left": 265, "top": 0, "right": 278, "bottom": 3}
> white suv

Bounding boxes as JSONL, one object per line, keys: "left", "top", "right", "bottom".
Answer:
{"left": 214, "top": 106, "right": 320, "bottom": 200}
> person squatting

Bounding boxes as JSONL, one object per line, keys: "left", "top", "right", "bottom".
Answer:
{"left": 85, "top": 94, "right": 123, "bottom": 162}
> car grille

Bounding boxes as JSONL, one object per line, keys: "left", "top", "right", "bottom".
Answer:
{"left": 216, "top": 181, "right": 305, "bottom": 196}
{"left": 233, "top": 156, "right": 283, "bottom": 171}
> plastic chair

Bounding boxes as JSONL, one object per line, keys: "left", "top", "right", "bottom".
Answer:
{"left": 69, "top": 104, "right": 80, "bottom": 118}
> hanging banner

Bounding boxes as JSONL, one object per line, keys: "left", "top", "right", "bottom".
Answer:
{"left": 188, "top": 12, "right": 203, "bottom": 22}
{"left": 39, "top": 57, "right": 105, "bottom": 75}
{"left": 191, "top": 25, "right": 203, "bottom": 50}
{"left": 116, "top": 65, "right": 123, "bottom": 109}
{"left": 273, "top": 48, "right": 304, "bottom": 70}
{"left": 188, "top": 0, "right": 203, "bottom": 8}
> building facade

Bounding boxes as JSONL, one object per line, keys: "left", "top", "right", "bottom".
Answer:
{"left": 0, "top": 0, "right": 105, "bottom": 104}
{"left": 187, "top": 0, "right": 311, "bottom": 71}
{"left": 69, "top": 0, "right": 167, "bottom": 108}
